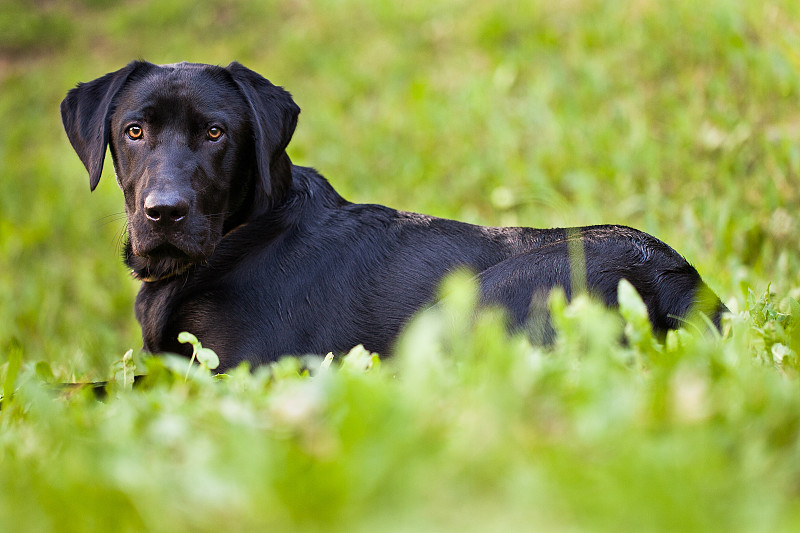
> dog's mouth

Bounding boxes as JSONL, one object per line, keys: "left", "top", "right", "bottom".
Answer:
{"left": 130, "top": 228, "right": 213, "bottom": 262}
{"left": 126, "top": 234, "right": 216, "bottom": 282}
{"left": 124, "top": 213, "right": 222, "bottom": 281}
{"left": 140, "top": 242, "right": 195, "bottom": 261}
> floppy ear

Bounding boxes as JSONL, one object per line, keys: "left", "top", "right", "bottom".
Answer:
{"left": 60, "top": 61, "right": 146, "bottom": 191}
{"left": 226, "top": 61, "right": 300, "bottom": 208}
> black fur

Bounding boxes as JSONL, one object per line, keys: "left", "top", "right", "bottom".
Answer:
{"left": 61, "top": 61, "right": 726, "bottom": 371}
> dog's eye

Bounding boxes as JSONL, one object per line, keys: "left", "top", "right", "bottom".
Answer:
{"left": 126, "top": 125, "right": 144, "bottom": 140}
{"left": 207, "top": 126, "right": 224, "bottom": 141}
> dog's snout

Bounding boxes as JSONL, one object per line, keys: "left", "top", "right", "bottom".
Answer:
{"left": 143, "top": 191, "right": 190, "bottom": 224}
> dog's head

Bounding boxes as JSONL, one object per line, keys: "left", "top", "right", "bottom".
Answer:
{"left": 61, "top": 61, "right": 300, "bottom": 279}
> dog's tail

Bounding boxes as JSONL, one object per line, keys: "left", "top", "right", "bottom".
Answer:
{"left": 693, "top": 280, "right": 729, "bottom": 333}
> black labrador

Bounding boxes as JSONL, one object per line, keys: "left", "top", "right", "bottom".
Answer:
{"left": 61, "top": 61, "right": 726, "bottom": 371}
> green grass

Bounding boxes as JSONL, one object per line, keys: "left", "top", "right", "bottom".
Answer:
{"left": 2, "top": 0, "right": 800, "bottom": 530}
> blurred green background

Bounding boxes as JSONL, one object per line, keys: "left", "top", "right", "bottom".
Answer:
{"left": 1, "top": 0, "right": 798, "bottom": 371}
{"left": 3, "top": 2, "right": 800, "bottom": 532}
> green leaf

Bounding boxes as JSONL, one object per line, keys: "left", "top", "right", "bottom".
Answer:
{"left": 320, "top": 352, "right": 335, "bottom": 372}
{"left": 2, "top": 341, "right": 22, "bottom": 397}
{"left": 112, "top": 349, "right": 136, "bottom": 390}
{"left": 196, "top": 347, "right": 219, "bottom": 370}
{"left": 341, "top": 344, "right": 379, "bottom": 373}
{"left": 177, "top": 331, "right": 199, "bottom": 346}
{"left": 35, "top": 361, "right": 55, "bottom": 383}
{"left": 618, "top": 278, "right": 649, "bottom": 326}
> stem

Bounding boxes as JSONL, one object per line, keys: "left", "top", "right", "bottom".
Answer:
{"left": 185, "top": 345, "right": 198, "bottom": 381}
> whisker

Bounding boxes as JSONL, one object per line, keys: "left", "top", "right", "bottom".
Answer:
{"left": 96, "top": 212, "right": 127, "bottom": 224}
{"left": 100, "top": 214, "right": 128, "bottom": 228}
{"left": 114, "top": 221, "right": 129, "bottom": 256}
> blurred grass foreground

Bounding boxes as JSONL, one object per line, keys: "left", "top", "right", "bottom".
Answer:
{"left": 2, "top": 0, "right": 800, "bottom": 531}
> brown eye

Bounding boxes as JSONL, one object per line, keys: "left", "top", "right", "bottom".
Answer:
{"left": 126, "top": 125, "right": 143, "bottom": 140}
{"left": 207, "top": 126, "right": 223, "bottom": 141}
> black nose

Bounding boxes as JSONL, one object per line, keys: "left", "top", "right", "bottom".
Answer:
{"left": 143, "top": 191, "right": 190, "bottom": 224}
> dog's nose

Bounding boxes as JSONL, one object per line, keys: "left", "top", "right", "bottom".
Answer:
{"left": 143, "top": 191, "right": 190, "bottom": 224}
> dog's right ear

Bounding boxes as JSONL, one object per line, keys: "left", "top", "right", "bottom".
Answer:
{"left": 226, "top": 62, "right": 300, "bottom": 211}
{"left": 60, "top": 61, "right": 147, "bottom": 191}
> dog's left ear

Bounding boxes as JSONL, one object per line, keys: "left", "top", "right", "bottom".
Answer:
{"left": 60, "top": 61, "right": 148, "bottom": 191}
{"left": 226, "top": 62, "right": 300, "bottom": 209}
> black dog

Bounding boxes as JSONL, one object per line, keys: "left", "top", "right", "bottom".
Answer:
{"left": 61, "top": 61, "right": 726, "bottom": 370}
